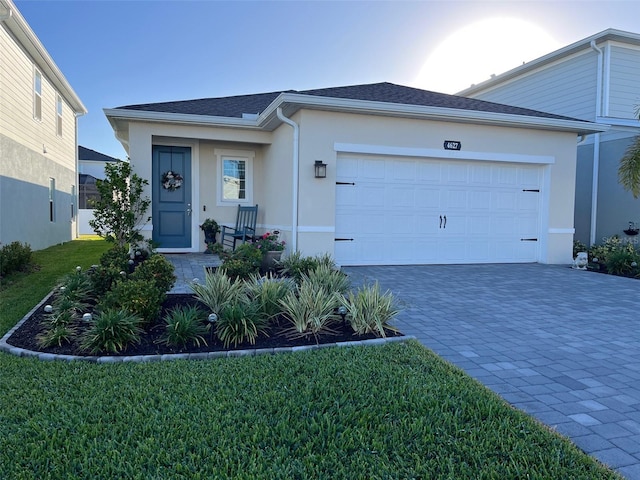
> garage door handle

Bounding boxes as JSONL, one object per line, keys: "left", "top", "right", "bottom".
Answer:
{"left": 439, "top": 215, "right": 443, "bottom": 228}
{"left": 443, "top": 215, "right": 447, "bottom": 228}
{"left": 520, "top": 238, "right": 538, "bottom": 241}
{"left": 335, "top": 238, "right": 354, "bottom": 242}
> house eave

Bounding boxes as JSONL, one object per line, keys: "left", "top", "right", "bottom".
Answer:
{"left": 0, "top": 0, "right": 86, "bottom": 114}
{"left": 102, "top": 108, "right": 263, "bottom": 129}
{"left": 105, "top": 91, "right": 606, "bottom": 142}
{"left": 458, "top": 28, "right": 640, "bottom": 97}
{"left": 260, "top": 93, "right": 605, "bottom": 136}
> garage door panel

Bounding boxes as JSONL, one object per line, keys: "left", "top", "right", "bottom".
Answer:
{"left": 416, "top": 188, "right": 441, "bottom": 209}
{"left": 493, "top": 191, "right": 518, "bottom": 211}
{"left": 444, "top": 190, "right": 467, "bottom": 209}
{"left": 447, "top": 164, "right": 468, "bottom": 183}
{"left": 418, "top": 163, "right": 442, "bottom": 183}
{"left": 391, "top": 160, "right": 416, "bottom": 180}
{"left": 335, "top": 154, "right": 541, "bottom": 265}
{"left": 390, "top": 187, "right": 415, "bottom": 208}
{"left": 385, "top": 214, "right": 415, "bottom": 234}
{"left": 469, "top": 191, "right": 492, "bottom": 210}
{"left": 361, "top": 186, "right": 385, "bottom": 207}
{"left": 362, "top": 158, "right": 385, "bottom": 179}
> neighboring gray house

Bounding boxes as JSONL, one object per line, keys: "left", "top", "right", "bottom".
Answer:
{"left": 459, "top": 29, "right": 640, "bottom": 247}
{"left": 0, "top": 0, "right": 86, "bottom": 250}
{"left": 78, "top": 146, "right": 118, "bottom": 235}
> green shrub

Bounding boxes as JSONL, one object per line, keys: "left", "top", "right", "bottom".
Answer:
{"left": 342, "top": 282, "right": 400, "bottom": 338}
{"left": 158, "top": 305, "right": 208, "bottom": 348}
{"left": 131, "top": 254, "right": 176, "bottom": 293}
{"left": 245, "top": 273, "right": 295, "bottom": 321}
{"left": 98, "top": 279, "right": 165, "bottom": 323}
{"left": 605, "top": 249, "right": 640, "bottom": 277}
{"left": 219, "top": 243, "right": 262, "bottom": 280}
{"left": 190, "top": 269, "right": 245, "bottom": 314}
{"left": 303, "top": 264, "right": 351, "bottom": 296}
{"left": 90, "top": 265, "right": 125, "bottom": 297}
{"left": 98, "top": 245, "right": 130, "bottom": 270}
{"left": 588, "top": 235, "right": 635, "bottom": 263}
{"left": 279, "top": 282, "right": 340, "bottom": 339}
{"left": 278, "top": 251, "right": 320, "bottom": 283}
{"left": 0, "top": 241, "right": 32, "bottom": 277}
{"left": 216, "top": 301, "right": 267, "bottom": 348}
{"left": 220, "top": 258, "right": 259, "bottom": 281}
{"left": 79, "top": 309, "right": 143, "bottom": 354}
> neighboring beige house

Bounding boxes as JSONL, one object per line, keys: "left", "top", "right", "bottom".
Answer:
{"left": 104, "top": 82, "right": 600, "bottom": 266}
{"left": 459, "top": 29, "right": 640, "bottom": 247}
{"left": 78, "top": 146, "right": 118, "bottom": 235}
{"left": 0, "top": 0, "right": 86, "bottom": 250}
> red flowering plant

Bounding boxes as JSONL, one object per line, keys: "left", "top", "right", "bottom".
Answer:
{"left": 254, "top": 230, "right": 285, "bottom": 252}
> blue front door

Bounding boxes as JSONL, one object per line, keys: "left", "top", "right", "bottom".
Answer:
{"left": 152, "top": 146, "right": 192, "bottom": 248}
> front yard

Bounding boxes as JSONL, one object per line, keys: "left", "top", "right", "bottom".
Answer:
{"left": 0, "top": 239, "right": 621, "bottom": 478}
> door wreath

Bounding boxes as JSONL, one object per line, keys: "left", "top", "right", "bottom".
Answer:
{"left": 161, "top": 171, "right": 184, "bottom": 191}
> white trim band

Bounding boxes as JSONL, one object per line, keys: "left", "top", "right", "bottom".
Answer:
{"left": 334, "top": 143, "right": 555, "bottom": 165}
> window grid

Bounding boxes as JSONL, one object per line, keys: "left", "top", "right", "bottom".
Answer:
{"left": 49, "top": 178, "right": 55, "bottom": 222}
{"left": 56, "top": 95, "right": 63, "bottom": 136}
{"left": 34, "top": 70, "right": 42, "bottom": 121}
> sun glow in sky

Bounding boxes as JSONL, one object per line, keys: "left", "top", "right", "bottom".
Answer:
{"left": 415, "top": 18, "right": 561, "bottom": 94}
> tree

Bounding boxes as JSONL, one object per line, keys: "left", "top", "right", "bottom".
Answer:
{"left": 618, "top": 106, "right": 640, "bottom": 198}
{"left": 89, "top": 161, "right": 151, "bottom": 248}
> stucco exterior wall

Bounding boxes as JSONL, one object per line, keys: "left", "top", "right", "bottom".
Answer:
{"left": 124, "top": 109, "right": 580, "bottom": 263}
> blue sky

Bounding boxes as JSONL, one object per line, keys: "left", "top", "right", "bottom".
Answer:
{"left": 14, "top": 0, "right": 640, "bottom": 160}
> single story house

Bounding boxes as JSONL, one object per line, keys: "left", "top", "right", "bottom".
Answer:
{"left": 0, "top": 0, "right": 86, "bottom": 250}
{"left": 458, "top": 29, "right": 640, "bottom": 247}
{"left": 78, "top": 145, "right": 119, "bottom": 235}
{"left": 104, "top": 82, "right": 601, "bottom": 266}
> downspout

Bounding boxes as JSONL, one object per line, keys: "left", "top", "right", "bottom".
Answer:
{"left": 589, "top": 40, "right": 603, "bottom": 246}
{"left": 276, "top": 107, "right": 299, "bottom": 252}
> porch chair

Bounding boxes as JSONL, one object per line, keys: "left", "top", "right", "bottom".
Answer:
{"left": 220, "top": 204, "right": 259, "bottom": 250}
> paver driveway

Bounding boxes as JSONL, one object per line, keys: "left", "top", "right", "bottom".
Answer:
{"left": 343, "top": 264, "right": 640, "bottom": 479}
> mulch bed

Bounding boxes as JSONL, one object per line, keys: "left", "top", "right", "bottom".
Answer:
{"left": 7, "top": 293, "right": 401, "bottom": 357}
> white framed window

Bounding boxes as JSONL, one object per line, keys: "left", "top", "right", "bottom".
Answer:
{"left": 56, "top": 95, "right": 63, "bottom": 136}
{"left": 34, "top": 69, "right": 42, "bottom": 121}
{"left": 215, "top": 149, "right": 254, "bottom": 205}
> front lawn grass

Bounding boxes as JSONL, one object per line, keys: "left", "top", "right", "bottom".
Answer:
{"left": 0, "top": 238, "right": 621, "bottom": 478}
{"left": 0, "top": 236, "right": 110, "bottom": 336}
{"left": 0, "top": 342, "right": 620, "bottom": 479}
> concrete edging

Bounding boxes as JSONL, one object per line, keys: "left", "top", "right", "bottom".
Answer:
{"left": 0, "top": 289, "right": 414, "bottom": 363}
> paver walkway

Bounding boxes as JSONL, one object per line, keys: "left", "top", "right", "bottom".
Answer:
{"left": 165, "top": 253, "right": 221, "bottom": 294}
{"left": 343, "top": 264, "right": 640, "bottom": 479}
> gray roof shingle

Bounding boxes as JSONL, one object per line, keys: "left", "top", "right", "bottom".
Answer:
{"left": 79, "top": 146, "right": 119, "bottom": 162}
{"left": 115, "top": 82, "right": 581, "bottom": 122}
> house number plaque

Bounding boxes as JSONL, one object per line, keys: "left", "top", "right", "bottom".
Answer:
{"left": 444, "top": 140, "right": 461, "bottom": 150}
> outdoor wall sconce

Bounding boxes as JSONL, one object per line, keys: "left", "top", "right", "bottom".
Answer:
{"left": 314, "top": 160, "right": 327, "bottom": 178}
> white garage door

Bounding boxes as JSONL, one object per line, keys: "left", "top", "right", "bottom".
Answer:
{"left": 335, "top": 154, "right": 542, "bottom": 265}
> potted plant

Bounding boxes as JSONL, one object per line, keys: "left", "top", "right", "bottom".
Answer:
{"left": 200, "top": 219, "right": 220, "bottom": 248}
{"left": 254, "top": 230, "right": 286, "bottom": 272}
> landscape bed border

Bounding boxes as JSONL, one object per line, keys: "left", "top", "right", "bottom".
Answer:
{"left": 0, "top": 288, "right": 414, "bottom": 363}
